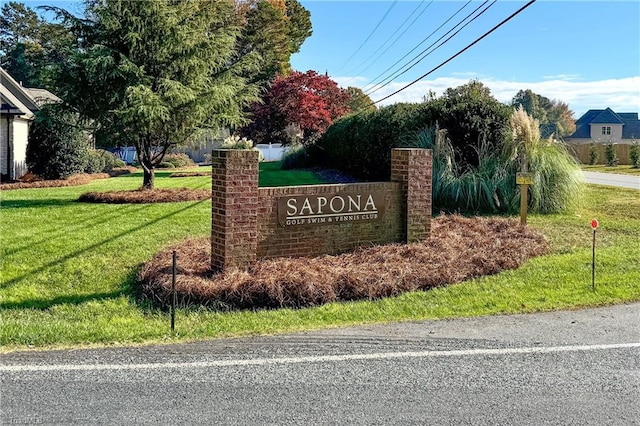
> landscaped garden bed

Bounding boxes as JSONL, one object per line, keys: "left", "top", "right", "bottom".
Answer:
{"left": 79, "top": 187, "right": 210, "bottom": 203}
{"left": 139, "top": 215, "right": 548, "bottom": 310}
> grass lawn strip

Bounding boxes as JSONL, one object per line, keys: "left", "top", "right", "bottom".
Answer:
{"left": 581, "top": 165, "right": 640, "bottom": 176}
{"left": 1, "top": 165, "right": 639, "bottom": 351}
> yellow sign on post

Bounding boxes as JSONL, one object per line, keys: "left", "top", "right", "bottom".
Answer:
{"left": 516, "top": 172, "right": 534, "bottom": 185}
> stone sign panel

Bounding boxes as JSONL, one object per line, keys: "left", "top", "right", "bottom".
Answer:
{"left": 277, "top": 192, "right": 386, "bottom": 227}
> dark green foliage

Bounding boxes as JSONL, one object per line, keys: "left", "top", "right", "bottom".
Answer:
{"left": 285, "top": 0, "right": 312, "bottom": 55}
{"left": 511, "top": 89, "right": 576, "bottom": 137}
{"left": 630, "top": 141, "right": 639, "bottom": 168}
{"left": 84, "top": 150, "right": 106, "bottom": 174}
{"left": 162, "top": 153, "right": 195, "bottom": 168}
{"left": 281, "top": 144, "right": 317, "bottom": 169}
{"left": 0, "top": 2, "right": 75, "bottom": 89}
{"left": 589, "top": 143, "right": 599, "bottom": 165}
{"left": 26, "top": 105, "right": 90, "bottom": 180}
{"left": 605, "top": 143, "right": 618, "bottom": 166}
{"left": 346, "top": 87, "right": 376, "bottom": 113}
{"left": 51, "top": 0, "right": 261, "bottom": 189}
{"left": 432, "top": 81, "right": 511, "bottom": 168}
{"left": 158, "top": 162, "right": 175, "bottom": 169}
{"left": 82, "top": 149, "right": 124, "bottom": 173}
{"left": 318, "top": 103, "right": 434, "bottom": 180}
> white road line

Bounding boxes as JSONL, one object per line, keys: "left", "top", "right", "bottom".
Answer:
{"left": 2, "top": 342, "right": 639, "bottom": 373}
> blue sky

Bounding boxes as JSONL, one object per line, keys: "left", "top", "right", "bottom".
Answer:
{"left": 22, "top": 0, "right": 640, "bottom": 117}
{"left": 290, "top": 0, "right": 640, "bottom": 116}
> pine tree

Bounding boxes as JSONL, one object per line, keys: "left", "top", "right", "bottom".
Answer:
{"left": 54, "top": 0, "right": 260, "bottom": 189}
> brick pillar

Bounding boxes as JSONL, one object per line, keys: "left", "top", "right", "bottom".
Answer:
{"left": 211, "top": 149, "right": 259, "bottom": 271}
{"left": 390, "top": 148, "right": 432, "bottom": 243}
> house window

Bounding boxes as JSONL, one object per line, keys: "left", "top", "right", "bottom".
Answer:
{"left": 602, "top": 126, "right": 611, "bottom": 135}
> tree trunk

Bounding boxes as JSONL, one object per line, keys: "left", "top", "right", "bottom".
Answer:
{"left": 142, "top": 164, "right": 155, "bottom": 190}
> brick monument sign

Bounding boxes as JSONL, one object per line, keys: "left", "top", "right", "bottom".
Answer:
{"left": 212, "top": 148, "right": 432, "bottom": 271}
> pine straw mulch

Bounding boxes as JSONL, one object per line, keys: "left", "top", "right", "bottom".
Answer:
{"left": 0, "top": 172, "right": 110, "bottom": 191}
{"left": 79, "top": 187, "right": 210, "bottom": 204}
{"left": 0, "top": 168, "right": 136, "bottom": 191}
{"left": 139, "top": 215, "right": 548, "bottom": 311}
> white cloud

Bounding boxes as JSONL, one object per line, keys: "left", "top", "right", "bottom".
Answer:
{"left": 335, "top": 75, "right": 640, "bottom": 117}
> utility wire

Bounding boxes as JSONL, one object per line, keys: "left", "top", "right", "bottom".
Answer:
{"left": 372, "top": 0, "right": 537, "bottom": 105}
{"left": 362, "top": 0, "right": 473, "bottom": 95}
{"left": 351, "top": 0, "right": 434, "bottom": 77}
{"left": 366, "top": 0, "right": 495, "bottom": 97}
{"left": 334, "top": 0, "right": 399, "bottom": 73}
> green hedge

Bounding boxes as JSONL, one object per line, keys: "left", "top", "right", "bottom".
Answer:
{"left": 317, "top": 103, "right": 436, "bottom": 180}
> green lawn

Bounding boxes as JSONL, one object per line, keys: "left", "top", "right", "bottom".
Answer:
{"left": 581, "top": 164, "right": 640, "bottom": 176}
{"left": 1, "top": 165, "right": 639, "bottom": 351}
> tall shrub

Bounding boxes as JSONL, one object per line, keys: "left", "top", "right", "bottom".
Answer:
{"left": 26, "top": 105, "right": 90, "bottom": 179}
{"left": 588, "top": 143, "right": 599, "bottom": 165}
{"left": 629, "top": 140, "right": 639, "bottom": 168}
{"left": 605, "top": 143, "right": 618, "bottom": 166}
{"left": 318, "top": 103, "right": 434, "bottom": 180}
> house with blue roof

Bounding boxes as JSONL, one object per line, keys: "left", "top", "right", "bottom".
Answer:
{"left": 566, "top": 107, "right": 640, "bottom": 144}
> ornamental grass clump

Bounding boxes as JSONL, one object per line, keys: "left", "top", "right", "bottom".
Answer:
{"left": 420, "top": 106, "right": 583, "bottom": 214}
{"left": 222, "top": 135, "right": 265, "bottom": 162}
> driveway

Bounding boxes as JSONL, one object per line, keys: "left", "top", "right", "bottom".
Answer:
{"left": 582, "top": 171, "right": 640, "bottom": 189}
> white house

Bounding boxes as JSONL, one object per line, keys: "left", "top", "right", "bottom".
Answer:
{"left": 566, "top": 108, "right": 640, "bottom": 144}
{"left": 0, "top": 67, "right": 59, "bottom": 181}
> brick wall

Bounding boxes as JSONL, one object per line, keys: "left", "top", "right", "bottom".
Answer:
{"left": 257, "top": 183, "right": 403, "bottom": 259}
{"left": 211, "top": 149, "right": 259, "bottom": 271}
{"left": 212, "top": 148, "right": 432, "bottom": 271}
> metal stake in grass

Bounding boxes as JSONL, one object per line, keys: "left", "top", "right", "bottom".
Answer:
{"left": 591, "top": 219, "right": 598, "bottom": 291}
{"left": 171, "top": 250, "right": 177, "bottom": 333}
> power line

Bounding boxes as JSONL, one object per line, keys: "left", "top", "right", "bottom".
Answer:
{"left": 334, "top": 1, "right": 399, "bottom": 73}
{"left": 362, "top": 0, "right": 473, "bottom": 95}
{"left": 372, "top": 0, "right": 537, "bottom": 105}
{"left": 366, "top": 0, "right": 495, "bottom": 97}
{"left": 351, "top": 0, "right": 435, "bottom": 77}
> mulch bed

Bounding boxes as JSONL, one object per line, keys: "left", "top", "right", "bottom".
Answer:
{"left": 79, "top": 187, "right": 210, "bottom": 203}
{"left": 0, "top": 168, "right": 136, "bottom": 191}
{"left": 0, "top": 173, "right": 110, "bottom": 191}
{"left": 139, "top": 215, "right": 548, "bottom": 311}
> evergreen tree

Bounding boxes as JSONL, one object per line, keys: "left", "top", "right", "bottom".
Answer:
{"left": 53, "top": 0, "right": 260, "bottom": 189}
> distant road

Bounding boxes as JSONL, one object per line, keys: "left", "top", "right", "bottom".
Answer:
{"left": 582, "top": 171, "right": 640, "bottom": 189}
{"left": 2, "top": 304, "right": 639, "bottom": 425}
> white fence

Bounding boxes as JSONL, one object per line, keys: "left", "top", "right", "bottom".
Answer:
{"left": 255, "top": 144, "right": 286, "bottom": 162}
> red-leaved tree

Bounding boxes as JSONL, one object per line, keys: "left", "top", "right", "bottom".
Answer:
{"left": 243, "top": 70, "right": 351, "bottom": 145}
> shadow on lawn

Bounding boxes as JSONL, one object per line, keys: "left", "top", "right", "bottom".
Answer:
{"left": 1, "top": 199, "right": 208, "bottom": 290}
{"left": 0, "top": 290, "right": 127, "bottom": 310}
{"left": 0, "top": 199, "right": 77, "bottom": 209}
{"left": 1, "top": 269, "right": 142, "bottom": 311}
{"left": 3, "top": 203, "right": 150, "bottom": 258}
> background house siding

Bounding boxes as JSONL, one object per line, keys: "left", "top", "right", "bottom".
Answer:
{"left": 589, "top": 123, "right": 624, "bottom": 142}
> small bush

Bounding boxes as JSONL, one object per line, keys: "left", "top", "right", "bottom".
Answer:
{"left": 158, "top": 162, "right": 175, "bottom": 169}
{"left": 605, "top": 143, "right": 618, "bottom": 166}
{"left": 588, "top": 143, "right": 599, "bottom": 165}
{"left": 163, "top": 153, "right": 195, "bottom": 168}
{"left": 281, "top": 144, "right": 317, "bottom": 170}
{"left": 26, "top": 105, "right": 91, "bottom": 180}
{"left": 630, "top": 141, "right": 639, "bottom": 168}
{"left": 84, "top": 150, "right": 107, "bottom": 174}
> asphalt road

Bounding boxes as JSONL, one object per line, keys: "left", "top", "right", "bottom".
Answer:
{"left": 2, "top": 303, "right": 639, "bottom": 425}
{"left": 582, "top": 171, "right": 640, "bottom": 190}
